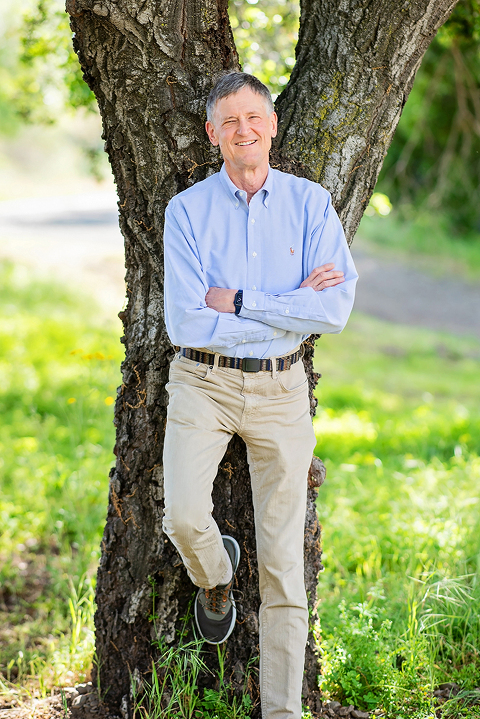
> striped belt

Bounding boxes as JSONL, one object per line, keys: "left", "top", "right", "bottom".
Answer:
{"left": 180, "top": 347, "right": 302, "bottom": 372}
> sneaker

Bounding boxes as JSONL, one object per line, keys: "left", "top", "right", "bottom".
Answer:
{"left": 194, "top": 535, "right": 241, "bottom": 645}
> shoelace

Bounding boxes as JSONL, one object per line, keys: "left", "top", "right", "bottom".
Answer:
{"left": 203, "top": 581, "right": 232, "bottom": 616}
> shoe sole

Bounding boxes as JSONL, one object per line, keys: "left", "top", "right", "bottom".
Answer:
{"left": 221, "top": 534, "right": 241, "bottom": 576}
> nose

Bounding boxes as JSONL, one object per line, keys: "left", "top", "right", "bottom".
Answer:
{"left": 237, "top": 118, "right": 250, "bottom": 135}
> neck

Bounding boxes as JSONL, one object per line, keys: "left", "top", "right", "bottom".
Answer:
{"left": 224, "top": 161, "right": 269, "bottom": 203}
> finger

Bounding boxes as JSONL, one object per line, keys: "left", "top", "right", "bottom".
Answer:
{"left": 319, "top": 278, "right": 345, "bottom": 290}
{"left": 310, "top": 273, "right": 344, "bottom": 289}
{"left": 320, "top": 271, "right": 344, "bottom": 280}
{"left": 301, "top": 266, "right": 339, "bottom": 287}
{"left": 313, "top": 263, "right": 335, "bottom": 275}
{"left": 311, "top": 277, "right": 345, "bottom": 291}
{"left": 305, "top": 264, "right": 334, "bottom": 281}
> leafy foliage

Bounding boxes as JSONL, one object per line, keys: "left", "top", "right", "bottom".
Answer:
{"left": 229, "top": 0, "right": 299, "bottom": 97}
{"left": 377, "top": 0, "right": 480, "bottom": 233}
{"left": 319, "top": 602, "right": 433, "bottom": 713}
{"left": 19, "top": 0, "right": 96, "bottom": 119}
{"left": 229, "top": 0, "right": 480, "bottom": 233}
{"left": 0, "top": 0, "right": 95, "bottom": 133}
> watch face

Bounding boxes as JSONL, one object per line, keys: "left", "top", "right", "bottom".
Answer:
{"left": 234, "top": 291, "right": 242, "bottom": 314}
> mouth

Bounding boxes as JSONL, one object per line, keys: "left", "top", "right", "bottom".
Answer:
{"left": 236, "top": 140, "right": 257, "bottom": 146}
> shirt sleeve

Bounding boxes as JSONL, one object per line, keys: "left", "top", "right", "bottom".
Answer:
{"left": 164, "top": 200, "right": 285, "bottom": 348}
{"left": 240, "top": 195, "right": 358, "bottom": 334}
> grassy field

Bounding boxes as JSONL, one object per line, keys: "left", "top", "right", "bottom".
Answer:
{"left": 0, "top": 260, "right": 479, "bottom": 716}
{"left": 314, "top": 317, "right": 480, "bottom": 715}
{"left": 0, "top": 262, "right": 122, "bottom": 690}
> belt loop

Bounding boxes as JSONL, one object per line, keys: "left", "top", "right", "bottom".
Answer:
{"left": 211, "top": 352, "right": 220, "bottom": 374}
{"left": 271, "top": 356, "right": 277, "bottom": 379}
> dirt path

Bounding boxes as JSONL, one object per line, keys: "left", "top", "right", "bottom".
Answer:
{"left": 1, "top": 193, "right": 480, "bottom": 337}
{"left": 0, "top": 193, "right": 125, "bottom": 317}
{"left": 353, "top": 244, "right": 480, "bottom": 338}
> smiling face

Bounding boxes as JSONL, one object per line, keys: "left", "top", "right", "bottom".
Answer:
{"left": 205, "top": 86, "right": 277, "bottom": 176}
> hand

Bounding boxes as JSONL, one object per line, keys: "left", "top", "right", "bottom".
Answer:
{"left": 300, "top": 263, "right": 344, "bottom": 291}
{"left": 205, "top": 287, "right": 237, "bottom": 313}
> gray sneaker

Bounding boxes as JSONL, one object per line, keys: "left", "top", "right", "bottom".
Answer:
{"left": 194, "top": 535, "right": 241, "bottom": 645}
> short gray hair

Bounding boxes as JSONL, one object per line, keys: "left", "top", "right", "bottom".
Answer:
{"left": 206, "top": 72, "right": 274, "bottom": 122}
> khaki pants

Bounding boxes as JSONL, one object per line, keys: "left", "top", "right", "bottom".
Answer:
{"left": 163, "top": 351, "right": 317, "bottom": 719}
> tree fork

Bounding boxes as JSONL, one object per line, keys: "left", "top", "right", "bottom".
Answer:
{"left": 66, "top": 0, "right": 458, "bottom": 713}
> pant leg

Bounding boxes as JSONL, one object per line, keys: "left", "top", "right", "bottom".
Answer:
{"left": 163, "top": 356, "right": 243, "bottom": 589}
{"left": 239, "top": 361, "right": 317, "bottom": 719}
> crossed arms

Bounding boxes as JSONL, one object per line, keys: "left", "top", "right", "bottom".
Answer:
{"left": 163, "top": 197, "right": 358, "bottom": 350}
{"left": 206, "top": 263, "right": 346, "bottom": 313}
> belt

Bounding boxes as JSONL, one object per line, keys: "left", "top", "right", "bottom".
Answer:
{"left": 180, "top": 347, "right": 302, "bottom": 372}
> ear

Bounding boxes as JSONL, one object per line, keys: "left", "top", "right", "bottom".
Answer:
{"left": 205, "top": 120, "right": 219, "bottom": 146}
{"left": 270, "top": 111, "right": 278, "bottom": 139}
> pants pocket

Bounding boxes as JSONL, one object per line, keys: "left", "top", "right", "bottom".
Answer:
{"left": 276, "top": 361, "right": 308, "bottom": 393}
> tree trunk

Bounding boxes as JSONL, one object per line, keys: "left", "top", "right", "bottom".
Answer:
{"left": 66, "top": 0, "right": 458, "bottom": 714}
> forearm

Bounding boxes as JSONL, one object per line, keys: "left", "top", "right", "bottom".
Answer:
{"left": 165, "top": 300, "right": 284, "bottom": 349}
{"left": 239, "top": 280, "right": 357, "bottom": 334}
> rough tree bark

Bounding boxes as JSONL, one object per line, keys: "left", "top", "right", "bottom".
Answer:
{"left": 66, "top": 0, "right": 458, "bottom": 714}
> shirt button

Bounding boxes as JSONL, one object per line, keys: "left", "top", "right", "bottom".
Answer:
{"left": 273, "top": 331, "right": 277, "bottom": 336}
{"left": 285, "top": 309, "right": 289, "bottom": 314}
{"left": 249, "top": 351, "right": 253, "bottom": 356}
{"left": 251, "top": 218, "right": 255, "bottom": 224}
{"left": 252, "top": 285, "right": 256, "bottom": 290}
{"left": 252, "top": 252, "right": 257, "bottom": 257}
{"left": 252, "top": 301, "right": 257, "bottom": 307}
{"left": 242, "top": 339, "right": 246, "bottom": 343}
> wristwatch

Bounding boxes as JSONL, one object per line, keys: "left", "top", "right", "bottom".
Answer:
{"left": 234, "top": 289, "right": 243, "bottom": 316}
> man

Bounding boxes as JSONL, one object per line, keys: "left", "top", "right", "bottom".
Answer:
{"left": 162, "top": 72, "right": 358, "bottom": 719}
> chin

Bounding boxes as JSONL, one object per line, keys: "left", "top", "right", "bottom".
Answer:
{"left": 237, "top": 151, "right": 266, "bottom": 166}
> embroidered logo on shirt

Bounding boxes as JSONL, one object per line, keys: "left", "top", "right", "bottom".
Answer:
{"left": 290, "top": 246, "right": 295, "bottom": 255}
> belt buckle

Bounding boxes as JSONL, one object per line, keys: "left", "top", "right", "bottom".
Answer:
{"left": 242, "top": 357, "right": 261, "bottom": 372}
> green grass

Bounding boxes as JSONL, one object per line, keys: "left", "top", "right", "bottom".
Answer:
{"left": 314, "top": 315, "right": 480, "bottom": 714}
{"left": 132, "top": 630, "right": 255, "bottom": 719}
{"left": 1, "top": 260, "right": 480, "bottom": 716}
{"left": 359, "top": 209, "right": 480, "bottom": 280}
{"left": 0, "top": 262, "right": 122, "bottom": 690}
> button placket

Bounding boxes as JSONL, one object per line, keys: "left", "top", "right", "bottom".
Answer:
{"left": 254, "top": 200, "right": 264, "bottom": 300}
{"left": 246, "top": 202, "right": 257, "bottom": 298}
{"left": 245, "top": 195, "right": 263, "bottom": 307}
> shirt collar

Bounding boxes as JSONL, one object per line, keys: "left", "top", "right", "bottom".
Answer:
{"left": 219, "top": 163, "right": 272, "bottom": 209}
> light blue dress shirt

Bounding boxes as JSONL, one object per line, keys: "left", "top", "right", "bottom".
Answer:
{"left": 164, "top": 164, "right": 358, "bottom": 359}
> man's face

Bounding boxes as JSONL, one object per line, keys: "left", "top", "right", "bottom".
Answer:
{"left": 205, "top": 86, "right": 277, "bottom": 173}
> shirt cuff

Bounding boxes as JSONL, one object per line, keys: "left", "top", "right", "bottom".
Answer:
{"left": 242, "top": 288, "right": 314, "bottom": 321}
{"left": 241, "top": 289, "right": 266, "bottom": 313}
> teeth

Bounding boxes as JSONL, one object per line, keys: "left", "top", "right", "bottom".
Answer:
{"left": 237, "top": 140, "right": 256, "bottom": 146}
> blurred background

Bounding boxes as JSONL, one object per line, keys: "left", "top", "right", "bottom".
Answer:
{"left": 1, "top": 0, "right": 480, "bottom": 714}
